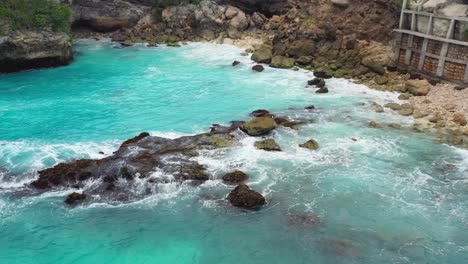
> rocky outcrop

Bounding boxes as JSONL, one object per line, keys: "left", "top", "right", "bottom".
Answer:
{"left": 405, "top": 79, "right": 432, "bottom": 96}
{"left": 71, "top": 0, "right": 151, "bottom": 32}
{"left": 31, "top": 127, "right": 240, "bottom": 202}
{"left": 0, "top": 31, "right": 73, "bottom": 73}
{"left": 65, "top": 192, "right": 87, "bottom": 205}
{"left": 221, "top": 0, "right": 291, "bottom": 16}
{"left": 227, "top": 183, "right": 266, "bottom": 209}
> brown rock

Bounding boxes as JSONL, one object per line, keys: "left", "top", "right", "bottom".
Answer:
{"left": 65, "top": 192, "right": 87, "bottom": 205}
{"left": 384, "top": 102, "right": 402, "bottom": 111}
{"left": 223, "top": 170, "right": 248, "bottom": 183}
{"left": 452, "top": 113, "right": 467, "bottom": 126}
{"left": 255, "top": 139, "right": 282, "bottom": 151}
{"left": 369, "top": 121, "right": 382, "bottom": 128}
{"left": 398, "top": 103, "right": 414, "bottom": 116}
{"left": 251, "top": 44, "right": 273, "bottom": 64}
{"left": 252, "top": 65, "right": 265, "bottom": 72}
{"left": 227, "top": 183, "right": 266, "bottom": 209}
{"left": 299, "top": 139, "right": 320, "bottom": 150}
{"left": 405, "top": 79, "right": 431, "bottom": 96}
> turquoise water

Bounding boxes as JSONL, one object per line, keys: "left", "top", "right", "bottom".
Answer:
{"left": 0, "top": 40, "right": 467, "bottom": 263}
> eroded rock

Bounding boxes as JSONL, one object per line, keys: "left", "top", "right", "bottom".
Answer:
{"left": 240, "top": 117, "right": 278, "bottom": 136}
{"left": 227, "top": 183, "right": 266, "bottom": 209}
{"left": 255, "top": 139, "right": 282, "bottom": 151}
{"left": 223, "top": 170, "right": 248, "bottom": 183}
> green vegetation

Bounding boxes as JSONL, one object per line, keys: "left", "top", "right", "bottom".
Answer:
{"left": 0, "top": 0, "right": 72, "bottom": 34}
{"left": 394, "top": 0, "right": 412, "bottom": 9}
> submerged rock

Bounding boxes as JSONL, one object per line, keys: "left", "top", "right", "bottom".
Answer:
{"left": 308, "top": 78, "right": 326, "bottom": 88}
{"left": 65, "top": 192, "right": 87, "bottom": 205}
{"left": 255, "top": 139, "right": 282, "bottom": 151}
{"left": 240, "top": 117, "right": 278, "bottom": 136}
{"left": 223, "top": 170, "right": 248, "bottom": 184}
{"left": 316, "top": 86, "right": 329, "bottom": 94}
{"left": 232, "top": 60, "right": 241, "bottom": 66}
{"left": 320, "top": 239, "right": 360, "bottom": 257}
{"left": 288, "top": 213, "right": 323, "bottom": 228}
{"left": 227, "top": 183, "right": 266, "bottom": 209}
{"left": 299, "top": 139, "right": 320, "bottom": 150}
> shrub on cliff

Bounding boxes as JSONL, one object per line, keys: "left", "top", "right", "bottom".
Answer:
{"left": 0, "top": 0, "right": 72, "bottom": 34}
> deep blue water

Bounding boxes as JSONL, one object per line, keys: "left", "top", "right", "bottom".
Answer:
{"left": 0, "top": 40, "right": 467, "bottom": 264}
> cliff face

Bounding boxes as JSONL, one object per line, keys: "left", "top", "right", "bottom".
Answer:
{"left": 0, "top": 31, "right": 73, "bottom": 73}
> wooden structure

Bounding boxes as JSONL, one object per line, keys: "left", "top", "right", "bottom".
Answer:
{"left": 394, "top": 0, "right": 468, "bottom": 83}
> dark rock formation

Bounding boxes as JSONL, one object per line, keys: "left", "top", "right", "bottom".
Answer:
{"left": 240, "top": 117, "right": 278, "bottom": 136}
{"left": 0, "top": 31, "right": 73, "bottom": 73}
{"left": 31, "top": 128, "right": 241, "bottom": 202}
{"left": 232, "top": 60, "right": 241, "bottom": 66}
{"left": 222, "top": 170, "right": 248, "bottom": 183}
{"left": 65, "top": 192, "right": 87, "bottom": 205}
{"left": 252, "top": 65, "right": 265, "bottom": 72}
{"left": 221, "top": 0, "right": 291, "bottom": 17}
{"left": 227, "top": 183, "right": 266, "bottom": 209}
{"left": 316, "top": 86, "right": 329, "bottom": 94}
{"left": 250, "top": 109, "right": 272, "bottom": 117}
{"left": 314, "top": 71, "right": 333, "bottom": 79}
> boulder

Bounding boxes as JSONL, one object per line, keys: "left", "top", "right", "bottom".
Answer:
{"left": 384, "top": 102, "right": 402, "bottom": 111}
{"left": 229, "top": 11, "right": 249, "bottom": 30}
{"left": 0, "top": 31, "right": 73, "bottom": 73}
{"left": 299, "top": 139, "right": 320, "bottom": 150}
{"left": 223, "top": 170, "right": 248, "bottom": 183}
{"left": 398, "top": 103, "right": 414, "bottom": 116}
{"left": 251, "top": 44, "right": 273, "bottom": 64}
{"left": 240, "top": 117, "right": 278, "bottom": 136}
{"left": 270, "top": 56, "right": 295, "bottom": 69}
{"left": 316, "top": 87, "right": 329, "bottom": 94}
{"left": 255, "top": 139, "right": 282, "bottom": 151}
{"left": 65, "top": 192, "right": 87, "bottom": 205}
{"left": 252, "top": 65, "right": 265, "bottom": 72}
{"left": 227, "top": 183, "right": 266, "bottom": 209}
{"left": 296, "top": 56, "right": 313, "bottom": 65}
{"left": 232, "top": 60, "right": 241, "bottom": 66}
{"left": 405, "top": 79, "right": 431, "bottom": 96}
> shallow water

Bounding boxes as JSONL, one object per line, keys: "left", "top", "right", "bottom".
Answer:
{"left": 0, "top": 40, "right": 467, "bottom": 264}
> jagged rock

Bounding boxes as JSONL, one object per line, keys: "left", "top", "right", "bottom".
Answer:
{"left": 252, "top": 65, "right": 265, "bottom": 72}
{"left": 0, "top": 31, "right": 73, "bottom": 73}
{"left": 229, "top": 10, "right": 249, "bottom": 30}
{"left": 308, "top": 78, "right": 326, "bottom": 88}
{"left": 287, "top": 40, "right": 315, "bottom": 58}
{"left": 270, "top": 55, "right": 295, "bottom": 69}
{"left": 30, "top": 129, "right": 244, "bottom": 202}
{"left": 299, "top": 139, "right": 320, "bottom": 150}
{"left": 227, "top": 183, "right": 266, "bottom": 209}
{"left": 65, "top": 192, "right": 87, "bottom": 205}
{"left": 71, "top": 0, "right": 151, "bottom": 32}
{"left": 314, "top": 71, "right": 333, "bottom": 79}
{"left": 375, "top": 76, "right": 389, "bottom": 85}
{"left": 369, "top": 121, "right": 382, "bottom": 128}
{"left": 222, "top": 170, "right": 248, "bottom": 183}
{"left": 405, "top": 79, "right": 431, "bottom": 96}
{"left": 384, "top": 102, "right": 402, "bottom": 111}
{"left": 240, "top": 117, "right": 278, "bottom": 136}
{"left": 316, "top": 86, "right": 329, "bottom": 94}
{"left": 232, "top": 60, "right": 241, "bottom": 66}
{"left": 255, "top": 139, "right": 282, "bottom": 151}
{"left": 389, "top": 123, "right": 401, "bottom": 129}
{"left": 296, "top": 56, "right": 313, "bottom": 66}
{"left": 250, "top": 109, "right": 272, "bottom": 117}
{"left": 251, "top": 44, "right": 273, "bottom": 64}
{"left": 452, "top": 113, "right": 467, "bottom": 126}
{"left": 398, "top": 103, "right": 414, "bottom": 116}
{"left": 305, "top": 105, "right": 316, "bottom": 110}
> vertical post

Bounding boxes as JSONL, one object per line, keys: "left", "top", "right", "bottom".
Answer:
{"left": 399, "top": 0, "right": 408, "bottom": 29}
{"left": 437, "top": 19, "right": 456, "bottom": 77}
{"left": 411, "top": 12, "right": 417, "bottom": 31}
{"left": 394, "top": 32, "right": 403, "bottom": 62}
{"left": 426, "top": 15, "right": 433, "bottom": 35}
{"left": 464, "top": 62, "right": 468, "bottom": 83}
{"left": 418, "top": 38, "right": 429, "bottom": 70}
